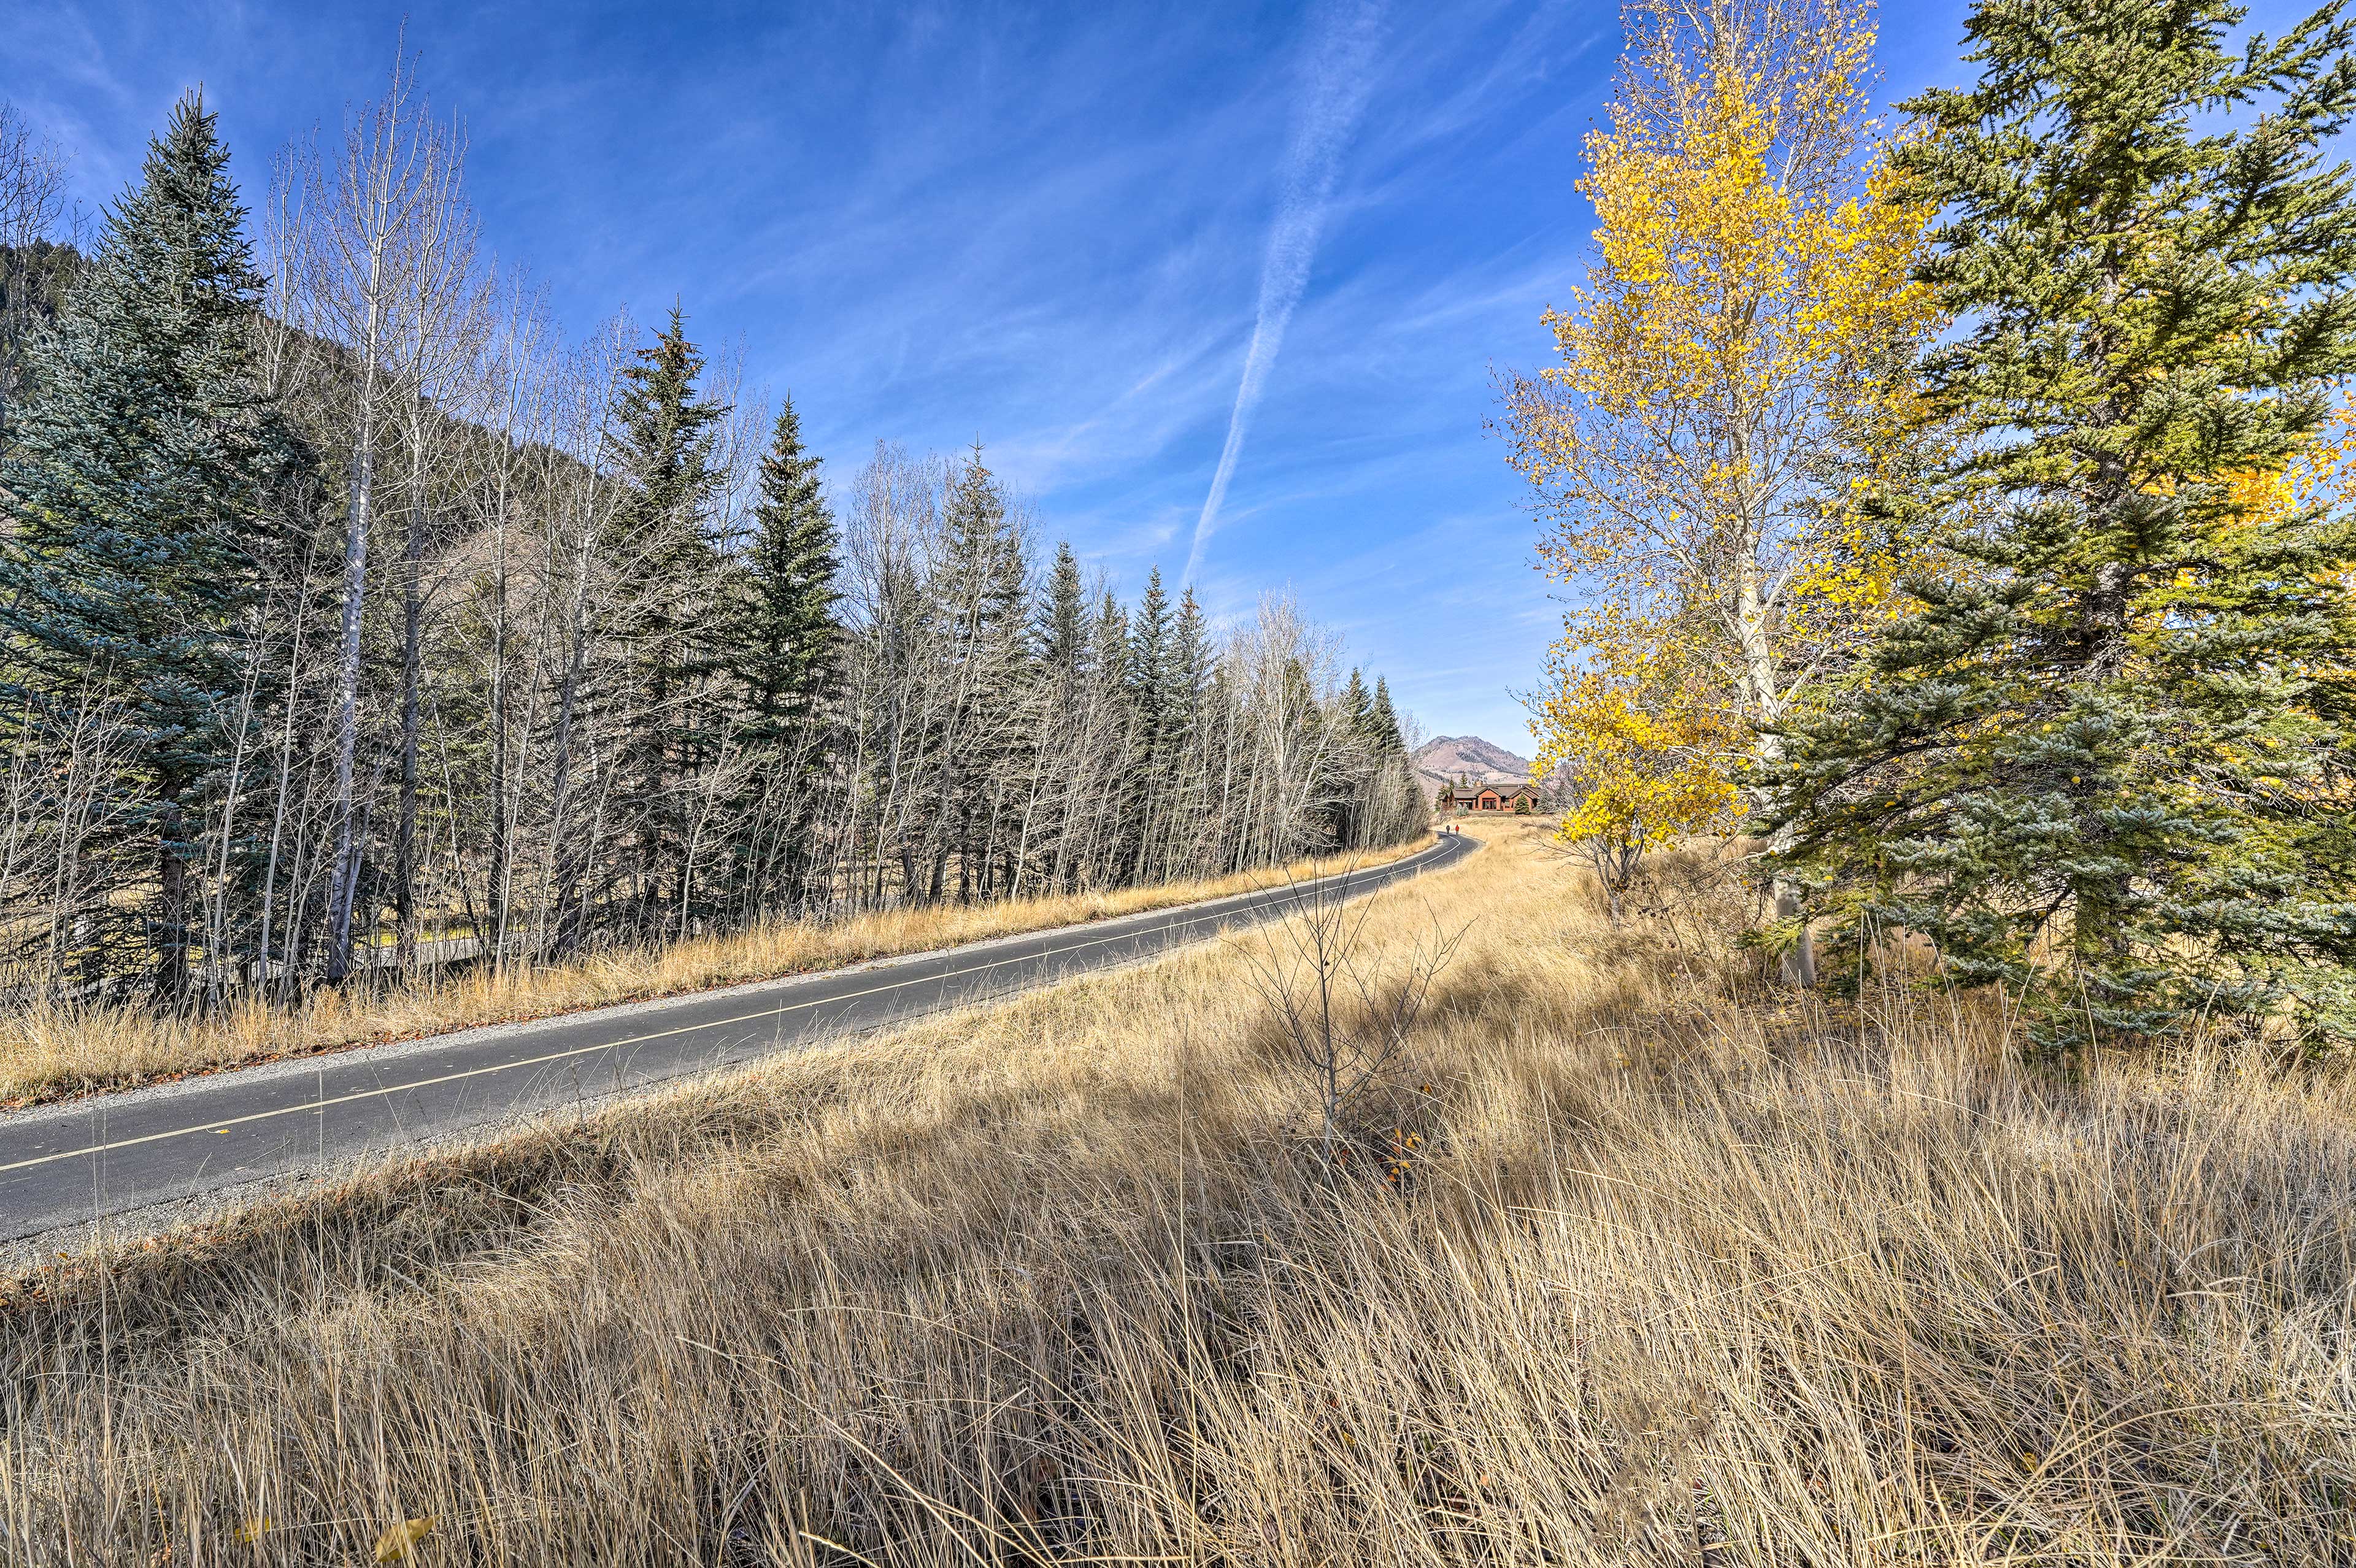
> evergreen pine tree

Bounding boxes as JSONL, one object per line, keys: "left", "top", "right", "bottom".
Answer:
{"left": 734, "top": 397, "right": 838, "bottom": 745}
{"left": 604, "top": 304, "right": 729, "bottom": 924}
{"left": 1369, "top": 675, "right": 1406, "bottom": 755}
{"left": 0, "top": 95, "right": 296, "bottom": 999}
{"left": 1172, "top": 587, "right": 1212, "bottom": 737}
{"left": 608, "top": 307, "right": 728, "bottom": 564}
{"left": 1129, "top": 567, "right": 1173, "bottom": 761}
{"left": 1163, "top": 585, "right": 1216, "bottom": 864}
{"left": 935, "top": 445, "right": 1028, "bottom": 898}
{"left": 1125, "top": 567, "right": 1177, "bottom": 875}
{"left": 732, "top": 396, "right": 840, "bottom": 908}
{"left": 1092, "top": 591, "right": 1132, "bottom": 699}
{"left": 939, "top": 444, "right": 1026, "bottom": 643}
{"left": 1339, "top": 667, "right": 1374, "bottom": 745}
{"left": 1091, "top": 589, "right": 1138, "bottom": 876}
{"left": 1039, "top": 540, "right": 1088, "bottom": 673}
{"left": 1770, "top": 0, "right": 2356, "bottom": 1047}
{"left": 1033, "top": 541, "right": 1094, "bottom": 881}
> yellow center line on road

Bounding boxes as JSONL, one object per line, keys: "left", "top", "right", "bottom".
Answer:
{"left": 0, "top": 844, "right": 1452, "bottom": 1177}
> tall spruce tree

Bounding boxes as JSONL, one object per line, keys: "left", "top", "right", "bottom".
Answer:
{"left": 1039, "top": 540, "right": 1088, "bottom": 673}
{"left": 604, "top": 304, "right": 728, "bottom": 924}
{"left": 1130, "top": 567, "right": 1173, "bottom": 761}
{"left": 1126, "top": 567, "right": 1177, "bottom": 875}
{"left": 0, "top": 95, "right": 294, "bottom": 1000}
{"left": 734, "top": 398, "right": 838, "bottom": 745}
{"left": 934, "top": 445, "right": 1028, "bottom": 899}
{"left": 939, "top": 445, "right": 1026, "bottom": 644}
{"left": 1770, "top": 0, "right": 2356, "bottom": 1048}
{"left": 1091, "top": 591, "right": 1132, "bottom": 699}
{"left": 1332, "top": 666, "right": 1375, "bottom": 844}
{"left": 1091, "top": 589, "right": 1139, "bottom": 878}
{"left": 1369, "top": 675, "right": 1406, "bottom": 755}
{"left": 1340, "top": 667, "right": 1374, "bottom": 745}
{"left": 1172, "top": 587, "right": 1212, "bottom": 742}
{"left": 732, "top": 396, "right": 839, "bottom": 907}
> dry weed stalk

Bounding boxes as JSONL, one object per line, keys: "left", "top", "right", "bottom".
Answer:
{"left": 1234, "top": 858, "right": 1463, "bottom": 1168}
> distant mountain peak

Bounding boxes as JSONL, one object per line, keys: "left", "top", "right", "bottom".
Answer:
{"left": 1409, "top": 736, "right": 1531, "bottom": 800}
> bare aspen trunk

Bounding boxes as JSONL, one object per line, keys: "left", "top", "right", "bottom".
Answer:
{"left": 153, "top": 783, "right": 191, "bottom": 1002}
{"left": 487, "top": 474, "right": 513, "bottom": 968}
{"left": 1736, "top": 553, "right": 1815, "bottom": 986}
{"left": 296, "top": 52, "right": 477, "bottom": 984}
{"left": 544, "top": 536, "right": 594, "bottom": 955}
{"left": 324, "top": 424, "right": 372, "bottom": 982}
{"left": 203, "top": 620, "right": 271, "bottom": 1001}
{"left": 395, "top": 461, "right": 425, "bottom": 970}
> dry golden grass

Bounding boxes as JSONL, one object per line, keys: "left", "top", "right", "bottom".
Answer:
{"left": 0, "top": 836, "right": 1429, "bottom": 1108}
{"left": 6, "top": 818, "right": 2355, "bottom": 1564}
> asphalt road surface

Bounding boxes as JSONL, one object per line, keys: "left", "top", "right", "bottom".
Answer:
{"left": 0, "top": 834, "right": 1475, "bottom": 1245}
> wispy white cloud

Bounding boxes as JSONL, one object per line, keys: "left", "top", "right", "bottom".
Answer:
{"left": 2, "top": 0, "right": 1614, "bottom": 748}
{"left": 1181, "top": 0, "right": 1385, "bottom": 586}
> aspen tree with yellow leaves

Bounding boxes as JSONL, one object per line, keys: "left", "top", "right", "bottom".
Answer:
{"left": 1500, "top": 0, "right": 1934, "bottom": 983}
{"left": 1530, "top": 612, "right": 1739, "bottom": 921}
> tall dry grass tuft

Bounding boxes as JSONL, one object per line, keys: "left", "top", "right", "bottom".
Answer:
{"left": 4, "top": 819, "right": 2353, "bottom": 1563}
{"left": 0, "top": 837, "right": 1429, "bottom": 1108}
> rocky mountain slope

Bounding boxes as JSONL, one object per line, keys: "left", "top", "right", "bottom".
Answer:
{"left": 1409, "top": 735, "right": 1531, "bottom": 800}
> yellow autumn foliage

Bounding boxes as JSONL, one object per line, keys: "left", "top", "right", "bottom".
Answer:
{"left": 1506, "top": 0, "right": 1936, "bottom": 886}
{"left": 2152, "top": 402, "right": 2356, "bottom": 619}
{"left": 2231, "top": 399, "right": 2356, "bottom": 571}
{"left": 372, "top": 1515, "right": 434, "bottom": 1562}
{"left": 1549, "top": 681, "right": 1736, "bottom": 850}
{"left": 1532, "top": 619, "right": 1739, "bottom": 915}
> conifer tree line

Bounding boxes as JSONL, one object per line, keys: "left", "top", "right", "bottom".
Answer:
{"left": 1516, "top": 0, "right": 2356, "bottom": 1049}
{"left": 0, "top": 74, "right": 1422, "bottom": 1005}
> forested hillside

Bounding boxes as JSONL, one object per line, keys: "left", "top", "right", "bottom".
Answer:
{"left": 0, "top": 80, "right": 1422, "bottom": 1010}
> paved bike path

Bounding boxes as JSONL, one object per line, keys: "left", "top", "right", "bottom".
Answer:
{"left": 0, "top": 834, "right": 1474, "bottom": 1244}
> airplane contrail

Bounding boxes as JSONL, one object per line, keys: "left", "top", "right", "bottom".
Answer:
{"left": 1182, "top": 0, "right": 1385, "bottom": 588}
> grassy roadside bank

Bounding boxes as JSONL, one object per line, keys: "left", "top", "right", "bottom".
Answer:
{"left": 5, "top": 818, "right": 2352, "bottom": 1564}
{"left": 0, "top": 834, "right": 1431, "bottom": 1110}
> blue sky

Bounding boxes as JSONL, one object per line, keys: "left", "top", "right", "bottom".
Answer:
{"left": 5, "top": 0, "right": 2081, "bottom": 748}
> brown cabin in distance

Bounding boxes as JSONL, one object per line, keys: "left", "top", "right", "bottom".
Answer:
{"left": 1435, "top": 778, "right": 1543, "bottom": 815}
